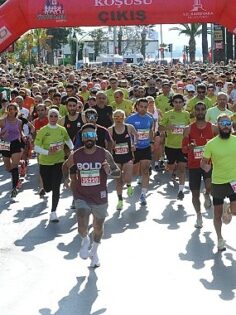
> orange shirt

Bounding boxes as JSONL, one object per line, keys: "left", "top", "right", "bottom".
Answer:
{"left": 23, "top": 96, "right": 35, "bottom": 111}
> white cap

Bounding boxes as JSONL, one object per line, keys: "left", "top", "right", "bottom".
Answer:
{"left": 81, "top": 81, "right": 88, "bottom": 87}
{"left": 48, "top": 108, "right": 59, "bottom": 118}
{"left": 185, "top": 84, "right": 196, "bottom": 92}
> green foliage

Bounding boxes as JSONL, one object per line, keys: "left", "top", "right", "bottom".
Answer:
{"left": 46, "top": 28, "right": 70, "bottom": 50}
{"left": 89, "top": 29, "right": 106, "bottom": 59}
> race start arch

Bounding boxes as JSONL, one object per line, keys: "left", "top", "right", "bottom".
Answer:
{"left": 0, "top": 0, "right": 235, "bottom": 53}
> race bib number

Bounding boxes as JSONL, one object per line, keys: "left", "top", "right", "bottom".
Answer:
{"left": 137, "top": 129, "right": 149, "bottom": 140}
{"left": 230, "top": 181, "right": 236, "bottom": 193}
{"left": 0, "top": 140, "right": 10, "bottom": 151}
{"left": 193, "top": 146, "right": 204, "bottom": 159}
{"left": 172, "top": 125, "right": 185, "bottom": 135}
{"left": 80, "top": 170, "right": 100, "bottom": 186}
{"left": 114, "top": 143, "right": 129, "bottom": 155}
{"left": 50, "top": 142, "right": 63, "bottom": 151}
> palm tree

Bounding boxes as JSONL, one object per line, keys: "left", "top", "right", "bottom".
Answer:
{"left": 169, "top": 24, "right": 202, "bottom": 63}
{"left": 201, "top": 24, "right": 208, "bottom": 63}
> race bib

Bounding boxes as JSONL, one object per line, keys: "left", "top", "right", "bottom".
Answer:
{"left": 114, "top": 143, "right": 129, "bottom": 155}
{"left": 137, "top": 129, "right": 149, "bottom": 140}
{"left": 193, "top": 146, "right": 204, "bottom": 159}
{"left": 230, "top": 181, "right": 236, "bottom": 193}
{"left": 50, "top": 142, "right": 63, "bottom": 151}
{"left": 172, "top": 125, "right": 185, "bottom": 135}
{"left": 0, "top": 140, "right": 10, "bottom": 151}
{"left": 80, "top": 170, "right": 100, "bottom": 186}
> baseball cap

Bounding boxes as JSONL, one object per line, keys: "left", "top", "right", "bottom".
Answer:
{"left": 185, "top": 84, "right": 196, "bottom": 92}
{"left": 81, "top": 81, "right": 88, "bottom": 87}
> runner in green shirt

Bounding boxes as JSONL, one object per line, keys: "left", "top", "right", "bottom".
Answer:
{"left": 159, "top": 94, "right": 190, "bottom": 200}
{"left": 202, "top": 114, "right": 236, "bottom": 251}
{"left": 34, "top": 108, "right": 73, "bottom": 223}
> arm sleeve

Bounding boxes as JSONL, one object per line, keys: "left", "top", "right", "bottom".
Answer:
{"left": 34, "top": 145, "right": 49, "bottom": 155}
{"left": 65, "top": 139, "right": 74, "bottom": 150}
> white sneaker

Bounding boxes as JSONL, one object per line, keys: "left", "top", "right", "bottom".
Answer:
{"left": 217, "top": 238, "right": 226, "bottom": 251}
{"left": 137, "top": 176, "right": 142, "bottom": 185}
{"left": 194, "top": 213, "right": 203, "bottom": 228}
{"left": 79, "top": 236, "right": 90, "bottom": 259}
{"left": 204, "top": 193, "right": 212, "bottom": 208}
{"left": 50, "top": 212, "right": 59, "bottom": 223}
{"left": 89, "top": 251, "right": 100, "bottom": 268}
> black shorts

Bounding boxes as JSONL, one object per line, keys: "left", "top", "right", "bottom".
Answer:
{"left": 134, "top": 146, "right": 152, "bottom": 164}
{"left": 188, "top": 168, "right": 212, "bottom": 191}
{"left": 0, "top": 139, "right": 23, "bottom": 158}
{"left": 165, "top": 147, "right": 187, "bottom": 165}
{"left": 212, "top": 183, "right": 236, "bottom": 205}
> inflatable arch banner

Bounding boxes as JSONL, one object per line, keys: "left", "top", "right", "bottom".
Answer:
{"left": 0, "top": 0, "right": 235, "bottom": 53}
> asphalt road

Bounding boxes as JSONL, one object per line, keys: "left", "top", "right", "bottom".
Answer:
{"left": 1, "top": 158, "right": 236, "bottom": 315}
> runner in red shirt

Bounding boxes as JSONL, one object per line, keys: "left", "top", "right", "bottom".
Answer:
{"left": 182, "top": 102, "right": 218, "bottom": 228}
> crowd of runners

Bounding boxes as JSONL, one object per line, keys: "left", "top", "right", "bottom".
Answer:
{"left": 1, "top": 59, "right": 236, "bottom": 267}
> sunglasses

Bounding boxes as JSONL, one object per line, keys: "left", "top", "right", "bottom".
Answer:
{"left": 82, "top": 131, "right": 97, "bottom": 139}
{"left": 86, "top": 114, "right": 98, "bottom": 120}
{"left": 218, "top": 120, "right": 232, "bottom": 127}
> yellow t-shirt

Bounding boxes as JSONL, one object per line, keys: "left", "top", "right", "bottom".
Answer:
{"left": 203, "top": 135, "right": 236, "bottom": 184}
{"left": 79, "top": 91, "right": 90, "bottom": 102}
{"left": 111, "top": 99, "right": 133, "bottom": 117}
{"left": 186, "top": 96, "right": 213, "bottom": 114}
{"left": 160, "top": 109, "right": 190, "bottom": 149}
{"left": 105, "top": 88, "right": 129, "bottom": 104}
{"left": 155, "top": 94, "right": 172, "bottom": 115}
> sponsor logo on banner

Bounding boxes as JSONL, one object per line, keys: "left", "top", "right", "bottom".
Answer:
{"left": 0, "top": 26, "right": 11, "bottom": 44}
{"left": 183, "top": 0, "right": 213, "bottom": 20}
{"left": 37, "top": 0, "right": 66, "bottom": 21}
{"left": 95, "top": 0, "right": 151, "bottom": 23}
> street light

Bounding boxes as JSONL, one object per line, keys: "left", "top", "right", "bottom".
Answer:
{"left": 72, "top": 28, "right": 89, "bottom": 69}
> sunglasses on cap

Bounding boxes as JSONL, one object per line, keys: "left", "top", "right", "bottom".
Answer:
{"left": 82, "top": 131, "right": 97, "bottom": 139}
{"left": 86, "top": 113, "right": 98, "bottom": 121}
{"left": 218, "top": 120, "right": 232, "bottom": 127}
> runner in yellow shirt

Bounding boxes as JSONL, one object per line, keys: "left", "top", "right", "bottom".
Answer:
{"left": 159, "top": 94, "right": 190, "bottom": 200}
{"left": 111, "top": 90, "right": 133, "bottom": 117}
{"left": 201, "top": 114, "right": 236, "bottom": 251}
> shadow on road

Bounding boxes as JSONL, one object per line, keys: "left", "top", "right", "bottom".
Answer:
{"left": 153, "top": 202, "right": 192, "bottom": 230}
{"left": 200, "top": 253, "right": 236, "bottom": 301}
{"left": 179, "top": 230, "right": 215, "bottom": 269}
{"left": 39, "top": 270, "right": 106, "bottom": 315}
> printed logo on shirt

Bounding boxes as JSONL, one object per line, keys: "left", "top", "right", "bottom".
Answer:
{"left": 77, "top": 162, "right": 102, "bottom": 170}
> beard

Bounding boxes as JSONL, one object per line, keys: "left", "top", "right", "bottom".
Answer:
{"left": 84, "top": 140, "right": 96, "bottom": 149}
{"left": 219, "top": 129, "right": 231, "bottom": 139}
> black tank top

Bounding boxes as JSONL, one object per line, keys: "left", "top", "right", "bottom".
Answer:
{"left": 64, "top": 114, "right": 83, "bottom": 142}
{"left": 112, "top": 125, "right": 133, "bottom": 164}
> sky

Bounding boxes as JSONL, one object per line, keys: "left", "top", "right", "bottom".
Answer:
{"left": 82, "top": 24, "right": 210, "bottom": 51}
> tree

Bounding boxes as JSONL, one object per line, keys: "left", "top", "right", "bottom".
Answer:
{"left": 46, "top": 28, "right": 70, "bottom": 64}
{"left": 117, "top": 27, "right": 123, "bottom": 55}
{"left": 169, "top": 23, "right": 202, "bottom": 63}
{"left": 89, "top": 29, "right": 106, "bottom": 60}
{"left": 202, "top": 23, "right": 208, "bottom": 63}
{"left": 139, "top": 26, "right": 155, "bottom": 59}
